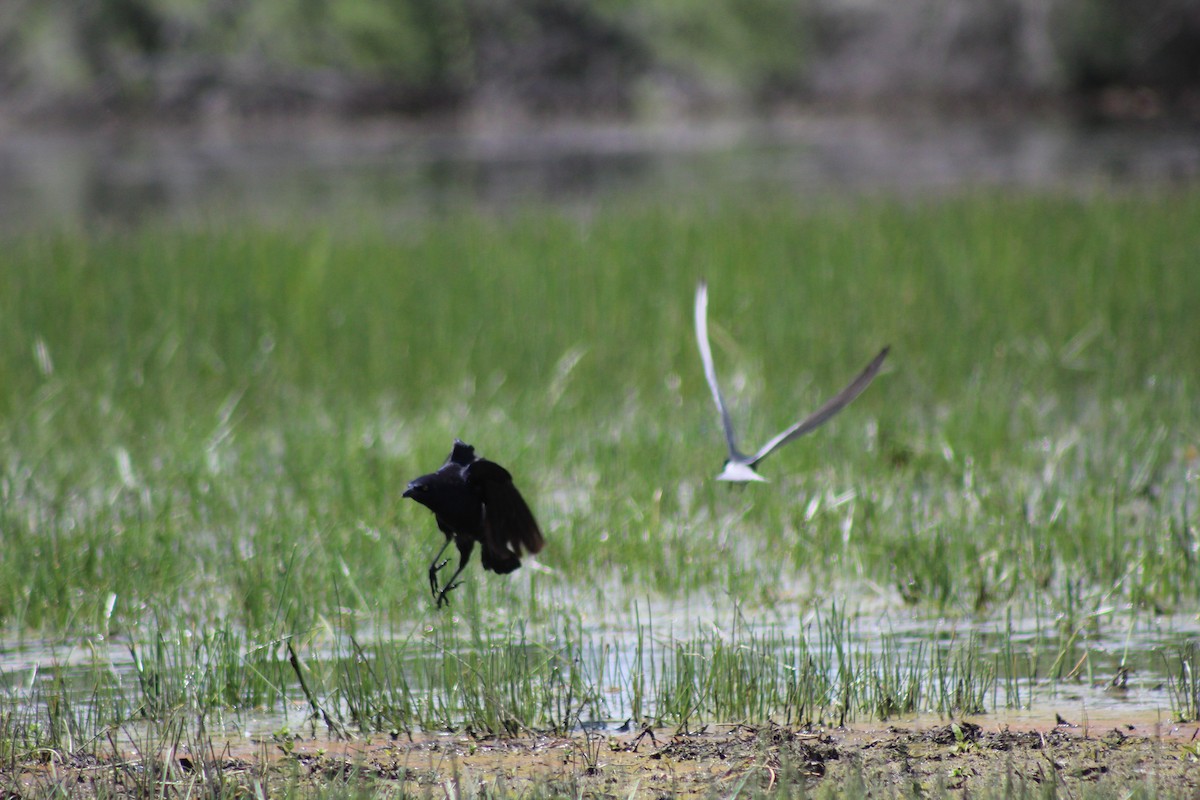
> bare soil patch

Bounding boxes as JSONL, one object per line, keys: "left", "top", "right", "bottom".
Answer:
{"left": 4, "top": 716, "right": 1199, "bottom": 797}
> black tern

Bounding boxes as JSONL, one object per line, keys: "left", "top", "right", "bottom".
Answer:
{"left": 403, "top": 439, "right": 544, "bottom": 607}
{"left": 694, "top": 281, "right": 889, "bottom": 482}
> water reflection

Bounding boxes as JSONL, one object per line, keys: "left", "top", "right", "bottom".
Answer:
{"left": 1, "top": 114, "right": 1198, "bottom": 232}
{"left": 2, "top": 599, "right": 1196, "bottom": 740}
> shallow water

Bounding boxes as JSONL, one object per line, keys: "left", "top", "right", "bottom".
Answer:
{"left": 2, "top": 596, "right": 1196, "bottom": 740}
{"left": 2, "top": 113, "right": 1198, "bottom": 232}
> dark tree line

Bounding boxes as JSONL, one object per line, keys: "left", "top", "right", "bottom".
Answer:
{"left": 1, "top": 0, "right": 1197, "bottom": 122}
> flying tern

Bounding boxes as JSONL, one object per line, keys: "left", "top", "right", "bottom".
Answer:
{"left": 694, "top": 280, "right": 889, "bottom": 482}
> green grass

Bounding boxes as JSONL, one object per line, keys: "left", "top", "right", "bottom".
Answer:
{"left": 0, "top": 188, "right": 1199, "bottom": 745}
{"left": 0, "top": 601, "right": 1151, "bottom": 755}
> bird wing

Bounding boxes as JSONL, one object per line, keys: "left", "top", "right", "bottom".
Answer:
{"left": 466, "top": 458, "right": 544, "bottom": 561}
{"left": 447, "top": 439, "right": 476, "bottom": 466}
{"left": 749, "top": 346, "right": 890, "bottom": 467}
{"left": 694, "top": 281, "right": 743, "bottom": 460}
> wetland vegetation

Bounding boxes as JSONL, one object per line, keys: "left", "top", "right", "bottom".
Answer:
{"left": 1, "top": 186, "right": 1199, "bottom": 796}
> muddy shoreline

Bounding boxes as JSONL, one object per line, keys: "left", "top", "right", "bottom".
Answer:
{"left": 7, "top": 715, "right": 1198, "bottom": 798}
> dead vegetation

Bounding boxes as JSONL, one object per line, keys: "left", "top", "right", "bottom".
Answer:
{"left": 4, "top": 717, "right": 1198, "bottom": 798}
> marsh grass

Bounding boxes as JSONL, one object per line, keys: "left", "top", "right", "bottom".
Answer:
{"left": 1163, "top": 640, "right": 1199, "bottom": 721}
{"left": 1, "top": 189, "right": 1199, "bottom": 745}
{"left": 2, "top": 618, "right": 1197, "bottom": 799}
{"left": 2, "top": 598, "right": 1190, "bottom": 764}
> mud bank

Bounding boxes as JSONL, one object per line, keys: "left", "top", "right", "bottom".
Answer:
{"left": 6, "top": 714, "right": 1199, "bottom": 798}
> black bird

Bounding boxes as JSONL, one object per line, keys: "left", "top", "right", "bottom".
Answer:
{"left": 695, "top": 280, "right": 890, "bottom": 482}
{"left": 403, "top": 440, "right": 544, "bottom": 607}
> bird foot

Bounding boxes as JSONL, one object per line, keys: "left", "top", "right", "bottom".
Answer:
{"left": 428, "top": 558, "right": 451, "bottom": 598}
{"left": 434, "top": 580, "right": 462, "bottom": 608}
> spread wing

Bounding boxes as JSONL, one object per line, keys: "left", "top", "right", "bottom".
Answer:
{"left": 695, "top": 281, "right": 743, "bottom": 460}
{"left": 750, "top": 346, "right": 890, "bottom": 467}
{"left": 465, "top": 458, "right": 544, "bottom": 573}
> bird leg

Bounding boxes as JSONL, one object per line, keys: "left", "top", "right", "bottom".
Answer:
{"left": 434, "top": 559, "right": 469, "bottom": 608}
{"left": 428, "top": 538, "right": 453, "bottom": 599}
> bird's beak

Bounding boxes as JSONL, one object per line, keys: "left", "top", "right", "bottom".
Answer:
{"left": 402, "top": 484, "right": 417, "bottom": 499}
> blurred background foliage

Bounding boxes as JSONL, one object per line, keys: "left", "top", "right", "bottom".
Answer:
{"left": 0, "top": 0, "right": 1198, "bottom": 122}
